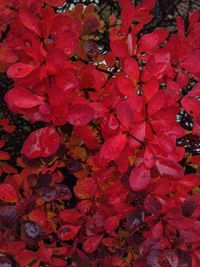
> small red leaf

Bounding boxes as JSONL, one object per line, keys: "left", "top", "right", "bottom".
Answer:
{"left": 5, "top": 87, "right": 44, "bottom": 109}
{"left": 116, "top": 101, "right": 134, "bottom": 129}
{"left": 74, "top": 126, "right": 100, "bottom": 150}
{"left": 15, "top": 250, "right": 37, "bottom": 266}
{"left": 83, "top": 235, "right": 103, "bottom": 253}
{"left": 180, "top": 51, "right": 200, "bottom": 74}
{"left": 0, "top": 150, "right": 10, "bottom": 160}
{"left": 101, "top": 134, "right": 127, "bottom": 161}
{"left": 57, "top": 224, "right": 80, "bottom": 241}
{"left": 7, "top": 63, "right": 38, "bottom": 79}
{"left": 59, "top": 209, "right": 83, "bottom": 223}
{"left": 138, "top": 32, "right": 159, "bottom": 52}
{"left": 117, "top": 76, "right": 135, "bottom": 96}
{"left": 1, "top": 163, "right": 17, "bottom": 174}
{"left": 67, "top": 103, "right": 94, "bottom": 126}
{"left": 21, "top": 127, "right": 60, "bottom": 159}
{"left": 7, "top": 241, "right": 26, "bottom": 256}
{"left": 0, "top": 183, "right": 18, "bottom": 202}
{"left": 19, "top": 8, "right": 40, "bottom": 36}
{"left": 55, "top": 30, "right": 78, "bottom": 56}
{"left": 178, "top": 174, "right": 200, "bottom": 191}
{"left": 142, "top": 77, "right": 159, "bottom": 101}
{"left": 38, "top": 246, "right": 52, "bottom": 262}
{"left": 74, "top": 178, "right": 97, "bottom": 199}
{"left": 110, "top": 39, "right": 129, "bottom": 58}
{"left": 43, "top": 0, "right": 66, "bottom": 7}
{"left": 0, "top": 139, "right": 5, "bottom": 148}
{"left": 46, "top": 49, "right": 66, "bottom": 74}
{"left": 29, "top": 209, "right": 47, "bottom": 227}
{"left": 156, "top": 159, "right": 184, "bottom": 177}
{"left": 129, "top": 164, "right": 151, "bottom": 191}
{"left": 104, "top": 216, "right": 119, "bottom": 236}
{"left": 124, "top": 57, "right": 140, "bottom": 80}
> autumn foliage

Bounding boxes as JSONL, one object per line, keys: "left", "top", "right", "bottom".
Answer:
{"left": 0, "top": 0, "right": 200, "bottom": 266}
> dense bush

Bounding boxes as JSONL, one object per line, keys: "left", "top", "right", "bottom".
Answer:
{"left": 0, "top": 0, "right": 200, "bottom": 266}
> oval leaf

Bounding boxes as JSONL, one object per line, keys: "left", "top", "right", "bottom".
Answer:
{"left": 0, "top": 183, "right": 18, "bottom": 202}
{"left": 67, "top": 103, "right": 94, "bottom": 126}
{"left": 19, "top": 8, "right": 40, "bottom": 36}
{"left": 21, "top": 127, "right": 60, "bottom": 159}
{"left": 155, "top": 159, "right": 184, "bottom": 177}
{"left": 15, "top": 250, "right": 37, "bottom": 266}
{"left": 129, "top": 164, "right": 151, "bottom": 191}
{"left": 5, "top": 87, "right": 44, "bottom": 109}
{"left": 101, "top": 134, "right": 127, "bottom": 161}
{"left": 57, "top": 224, "right": 80, "bottom": 241}
{"left": 7, "top": 63, "right": 38, "bottom": 79}
{"left": 83, "top": 235, "right": 103, "bottom": 253}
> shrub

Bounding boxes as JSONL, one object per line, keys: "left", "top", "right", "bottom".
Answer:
{"left": 0, "top": 0, "right": 200, "bottom": 266}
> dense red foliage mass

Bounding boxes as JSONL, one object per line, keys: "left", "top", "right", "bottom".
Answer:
{"left": 0, "top": 0, "right": 200, "bottom": 266}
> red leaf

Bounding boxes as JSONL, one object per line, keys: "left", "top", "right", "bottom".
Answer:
{"left": 189, "top": 81, "right": 200, "bottom": 96}
{"left": 148, "top": 91, "right": 166, "bottom": 116}
{"left": 57, "top": 224, "right": 80, "bottom": 241}
{"left": 138, "top": 32, "right": 159, "bottom": 52}
{"left": 80, "top": 65, "right": 105, "bottom": 91}
{"left": 144, "top": 147, "right": 155, "bottom": 169}
{"left": 1, "top": 163, "right": 17, "bottom": 174}
{"left": 54, "top": 70, "right": 79, "bottom": 94}
{"left": 110, "top": 39, "right": 129, "bottom": 58}
{"left": 67, "top": 103, "right": 94, "bottom": 126}
{"left": 38, "top": 246, "right": 52, "bottom": 262}
{"left": 155, "top": 159, "right": 184, "bottom": 177}
{"left": 193, "top": 116, "right": 200, "bottom": 136}
{"left": 129, "top": 164, "right": 151, "bottom": 191}
{"left": 29, "top": 209, "right": 47, "bottom": 227}
{"left": 142, "top": 77, "right": 159, "bottom": 101}
{"left": 178, "top": 174, "right": 200, "bottom": 190}
{"left": 74, "top": 177, "right": 97, "bottom": 199}
{"left": 128, "top": 122, "right": 145, "bottom": 149}
{"left": 48, "top": 86, "right": 68, "bottom": 126}
{"left": 7, "top": 63, "right": 38, "bottom": 79}
{"left": 117, "top": 76, "right": 135, "bottom": 96}
{"left": 83, "top": 235, "right": 103, "bottom": 253}
{"left": 55, "top": 30, "right": 78, "bottom": 56}
{"left": 101, "top": 134, "right": 127, "bottom": 161}
{"left": 119, "top": 0, "right": 135, "bottom": 33}
{"left": 7, "top": 241, "right": 26, "bottom": 256}
{"left": 0, "top": 139, "right": 5, "bottom": 148}
{"left": 21, "top": 126, "right": 60, "bottom": 159}
{"left": 180, "top": 51, "right": 200, "bottom": 74}
{"left": 177, "top": 69, "right": 189, "bottom": 88}
{"left": 181, "top": 94, "right": 200, "bottom": 117}
{"left": 140, "top": 0, "right": 156, "bottom": 10}
{"left": 19, "top": 7, "right": 40, "bottom": 36}
{"left": 5, "top": 87, "right": 44, "bottom": 110}
{"left": 0, "top": 150, "right": 10, "bottom": 160}
{"left": 124, "top": 57, "right": 140, "bottom": 80}
{"left": 15, "top": 250, "right": 37, "bottom": 266}
{"left": 43, "top": 0, "right": 66, "bottom": 7}
{"left": 0, "top": 46, "right": 18, "bottom": 65}
{"left": 59, "top": 209, "right": 83, "bottom": 223}
{"left": 104, "top": 216, "right": 119, "bottom": 236}
{"left": 0, "top": 183, "right": 18, "bottom": 202}
{"left": 116, "top": 101, "right": 134, "bottom": 129}
{"left": 154, "top": 28, "right": 169, "bottom": 44}
{"left": 181, "top": 82, "right": 200, "bottom": 117}
{"left": 46, "top": 49, "right": 66, "bottom": 74}
{"left": 73, "top": 126, "right": 100, "bottom": 149}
